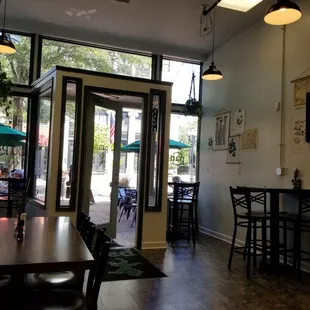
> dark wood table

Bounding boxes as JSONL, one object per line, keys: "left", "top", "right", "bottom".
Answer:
{"left": 245, "top": 187, "right": 299, "bottom": 269}
{"left": 0, "top": 216, "right": 94, "bottom": 275}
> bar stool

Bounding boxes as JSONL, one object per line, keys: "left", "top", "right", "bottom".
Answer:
{"left": 280, "top": 190, "right": 310, "bottom": 281}
{"left": 168, "top": 182, "right": 200, "bottom": 245}
{"left": 228, "top": 187, "right": 270, "bottom": 278}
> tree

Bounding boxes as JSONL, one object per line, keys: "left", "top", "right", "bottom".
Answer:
{"left": 93, "top": 124, "right": 110, "bottom": 167}
{"left": 0, "top": 34, "right": 152, "bottom": 171}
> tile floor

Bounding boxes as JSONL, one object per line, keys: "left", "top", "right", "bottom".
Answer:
{"left": 98, "top": 235, "right": 310, "bottom": 310}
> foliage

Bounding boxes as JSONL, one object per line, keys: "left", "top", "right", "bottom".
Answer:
{"left": 93, "top": 124, "right": 110, "bottom": 167}
{"left": 184, "top": 98, "right": 203, "bottom": 118}
{"left": 0, "top": 71, "right": 13, "bottom": 117}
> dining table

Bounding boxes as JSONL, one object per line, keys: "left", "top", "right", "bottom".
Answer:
{"left": 245, "top": 187, "right": 300, "bottom": 270}
{"left": 0, "top": 216, "right": 94, "bottom": 286}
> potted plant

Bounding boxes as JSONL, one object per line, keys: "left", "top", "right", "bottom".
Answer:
{"left": 184, "top": 73, "right": 203, "bottom": 118}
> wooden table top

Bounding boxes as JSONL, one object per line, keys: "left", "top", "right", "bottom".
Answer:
{"left": 0, "top": 216, "right": 94, "bottom": 274}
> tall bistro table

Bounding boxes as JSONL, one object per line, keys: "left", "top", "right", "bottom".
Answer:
{"left": 245, "top": 187, "right": 298, "bottom": 269}
{"left": 0, "top": 216, "right": 94, "bottom": 285}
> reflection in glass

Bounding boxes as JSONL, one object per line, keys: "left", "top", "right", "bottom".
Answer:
{"left": 35, "top": 89, "right": 52, "bottom": 202}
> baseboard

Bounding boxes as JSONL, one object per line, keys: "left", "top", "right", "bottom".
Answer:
{"left": 199, "top": 226, "right": 310, "bottom": 273}
{"left": 199, "top": 226, "right": 244, "bottom": 247}
{"left": 142, "top": 241, "right": 167, "bottom": 250}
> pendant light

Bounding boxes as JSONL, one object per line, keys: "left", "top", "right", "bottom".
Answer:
{"left": 264, "top": 0, "right": 302, "bottom": 26}
{"left": 202, "top": 8, "right": 223, "bottom": 81}
{"left": 0, "top": 0, "right": 15, "bottom": 54}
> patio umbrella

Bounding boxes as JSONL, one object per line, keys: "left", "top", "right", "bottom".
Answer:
{"left": 120, "top": 139, "right": 191, "bottom": 153}
{"left": 0, "top": 123, "right": 26, "bottom": 147}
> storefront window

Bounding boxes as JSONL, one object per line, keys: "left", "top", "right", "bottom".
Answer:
{"left": 168, "top": 115, "right": 198, "bottom": 190}
{"left": 161, "top": 59, "right": 200, "bottom": 104}
{"left": 34, "top": 89, "right": 52, "bottom": 202}
{"left": 0, "top": 33, "right": 32, "bottom": 85}
{"left": 0, "top": 97, "right": 28, "bottom": 176}
{"left": 41, "top": 39, "right": 152, "bottom": 79}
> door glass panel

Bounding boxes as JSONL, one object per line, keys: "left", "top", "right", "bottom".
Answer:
{"left": 58, "top": 82, "right": 78, "bottom": 210}
{"left": 89, "top": 106, "right": 114, "bottom": 226}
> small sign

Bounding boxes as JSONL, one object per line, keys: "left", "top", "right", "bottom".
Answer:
{"left": 169, "top": 152, "right": 185, "bottom": 167}
{"left": 152, "top": 108, "right": 158, "bottom": 133}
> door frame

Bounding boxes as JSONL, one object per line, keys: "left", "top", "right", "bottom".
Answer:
{"left": 79, "top": 86, "right": 149, "bottom": 249}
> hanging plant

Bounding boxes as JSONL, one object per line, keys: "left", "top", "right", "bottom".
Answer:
{"left": 184, "top": 72, "right": 203, "bottom": 118}
{"left": 0, "top": 70, "right": 13, "bottom": 117}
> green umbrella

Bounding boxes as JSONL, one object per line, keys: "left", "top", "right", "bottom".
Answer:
{"left": 0, "top": 123, "right": 26, "bottom": 147}
{"left": 121, "top": 139, "right": 191, "bottom": 153}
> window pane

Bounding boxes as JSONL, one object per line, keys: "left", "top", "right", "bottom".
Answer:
{"left": 59, "top": 82, "right": 77, "bottom": 209}
{"left": 35, "top": 89, "right": 52, "bottom": 202}
{"left": 161, "top": 59, "right": 200, "bottom": 104}
{"left": 41, "top": 39, "right": 152, "bottom": 79}
{"left": 0, "top": 97, "right": 28, "bottom": 176}
{"left": 0, "top": 33, "right": 31, "bottom": 85}
{"left": 168, "top": 115, "right": 198, "bottom": 190}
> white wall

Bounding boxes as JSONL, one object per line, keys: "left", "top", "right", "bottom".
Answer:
{"left": 199, "top": 3, "right": 310, "bottom": 242}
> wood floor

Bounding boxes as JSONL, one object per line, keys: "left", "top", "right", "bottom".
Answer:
{"left": 98, "top": 235, "right": 310, "bottom": 310}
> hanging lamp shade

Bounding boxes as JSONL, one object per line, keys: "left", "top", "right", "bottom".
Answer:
{"left": 264, "top": 0, "right": 302, "bottom": 25}
{"left": 202, "top": 62, "right": 223, "bottom": 81}
{"left": 0, "top": 33, "right": 16, "bottom": 54}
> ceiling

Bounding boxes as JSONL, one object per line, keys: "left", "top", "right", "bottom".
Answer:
{"left": 6, "top": 0, "right": 281, "bottom": 60}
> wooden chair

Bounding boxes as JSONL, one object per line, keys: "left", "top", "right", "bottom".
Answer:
{"left": 228, "top": 187, "right": 271, "bottom": 278}
{"left": 14, "top": 229, "right": 112, "bottom": 310}
{"left": 168, "top": 182, "right": 200, "bottom": 245}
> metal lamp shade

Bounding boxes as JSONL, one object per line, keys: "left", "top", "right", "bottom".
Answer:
{"left": 202, "top": 63, "right": 223, "bottom": 81}
{"left": 0, "top": 34, "right": 16, "bottom": 54}
{"left": 264, "top": 0, "right": 302, "bottom": 25}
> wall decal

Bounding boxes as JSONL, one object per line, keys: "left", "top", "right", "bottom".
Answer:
{"left": 231, "top": 110, "right": 245, "bottom": 136}
{"left": 213, "top": 112, "right": 230, "bottom": 151}
{"left": 293, "top": 75, "right": 310, "bottom": 108}
{"left": 226, "top": 136, "right": 241, "bottom": 164}
{"left": 207, "top": 137, "right": 214, "bottom": 151}
{"left": 242, "top": 129, "right": 258, "bottom": 151}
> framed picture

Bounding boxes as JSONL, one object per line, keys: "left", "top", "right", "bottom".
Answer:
{"left": 226, "top": 136, "right": 241, "bottom": 164}
{"left": 214, "top": 112, "right": 230, "bottom": 151}
{"left": 293, "top": 75, "right": 310, "bottom": 108}
{"left": 242, "top": 129, "right": 258, "bottom": 151}
{"left": 231, "top": 110, "right": 245, "bottom": 136}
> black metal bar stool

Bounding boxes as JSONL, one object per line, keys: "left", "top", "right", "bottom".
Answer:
{"left": 168, "top": 182, "right": 200, "bottom": 245}
{"left": 280, "top": 190, "right": 310, "bottom": 281}
{"left": 228, "top": 187, "right": 270, "bottom": 278}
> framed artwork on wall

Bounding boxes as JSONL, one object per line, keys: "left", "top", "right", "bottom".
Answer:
{"left": 242, "top": 128, "right": 258, "bottom": 151}
{"left": 226, "top": 136, "right": 241, "bottom": 164}
{"left": 214, "top": 111, "right": 230, "bottom": 151}
{"left": 293, "top": 75, "right": 310, "bottom": 108}
{"left": 231, "top": 110, "right": 245, "bottom": 136}
{"left": 307, "top": 92, "right": 310, "bottom": 143}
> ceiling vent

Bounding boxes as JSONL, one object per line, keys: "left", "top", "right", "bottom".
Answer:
{"left": 111, "top": 0, "right": 130, "bottom": 3}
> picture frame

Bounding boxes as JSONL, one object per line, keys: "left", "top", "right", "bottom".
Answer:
{"left": 226, "top": 136, "right": 241, "bottom": 164}
{"left": 213, "top": 111, "right": 230, "bottom": 151}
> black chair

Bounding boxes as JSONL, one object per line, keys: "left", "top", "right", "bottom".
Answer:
{"left": 118, "top": 189, "right": 137, "bottom": 222}
{"left": 27, "top": 214, "right": 96, "bottom": 288}
{"left": 228, "top": 187, "right": 270, "bottom": 278}
{"left": 15, "top": 229, "right": 112, "bottom": 310}
{"left": 280, "top": 190, "right": 310, "bottom": 281}
{"left": 168, "top": 182, "right": 200, "bottom": 245}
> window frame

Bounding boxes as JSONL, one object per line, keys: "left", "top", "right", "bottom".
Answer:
{"left": 28, "top": 79, "right": 54, "bottom": 207}
{"left": 38, "top": 35, "right": 154, "bottom": 79}
{"left": 56, "top": 77, "right": 83, "bottom": 212}
{"left": 1, "top": 30, "right": 35, "bottom": 86}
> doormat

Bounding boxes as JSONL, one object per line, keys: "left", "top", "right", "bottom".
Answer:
{"left": 103, "top": 248, "right": 167, "bottom": 282}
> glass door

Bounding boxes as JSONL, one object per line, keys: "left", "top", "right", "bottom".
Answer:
{"left": 83, "top": 95, "right": 122, "bottom": 238}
